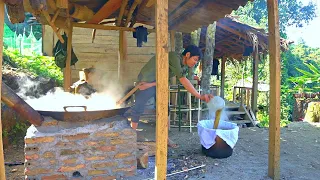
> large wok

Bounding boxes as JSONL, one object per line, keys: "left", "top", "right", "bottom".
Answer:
{"left": 37, "top": 105, "right": 131, "bottom": 122}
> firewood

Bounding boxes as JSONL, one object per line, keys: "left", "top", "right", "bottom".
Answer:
{"left": 137, "top": 150, "right": 148, "bottom": 169}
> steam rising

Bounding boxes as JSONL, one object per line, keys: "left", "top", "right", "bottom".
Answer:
{"left": 25, "top": 88, "right": 119, "bottom": 111}
{"left": 22, "top": 69, "right": 130, "bottom": 112}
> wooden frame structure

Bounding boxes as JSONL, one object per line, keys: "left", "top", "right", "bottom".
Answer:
{"left": 0, "top": 0, "right": 282, "bottom": 179}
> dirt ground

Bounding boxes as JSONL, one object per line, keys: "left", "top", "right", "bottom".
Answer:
{"left": 4, "top": 120, "right": 320, "bottom": 180}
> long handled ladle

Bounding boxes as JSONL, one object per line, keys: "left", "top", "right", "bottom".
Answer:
{"left": 116, "top": 84, "right": 141, "bottom": 106}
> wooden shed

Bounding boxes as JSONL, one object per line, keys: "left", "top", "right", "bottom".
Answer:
{"left": 0, "top": 0, "right": 283, "bottom": 179}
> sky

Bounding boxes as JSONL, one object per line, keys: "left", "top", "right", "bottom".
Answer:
{"left": 286, "top": 0, "right": 320, "bottom": 48}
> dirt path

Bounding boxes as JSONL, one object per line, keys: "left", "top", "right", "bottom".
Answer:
{"left": 3, "top": 121, "right": 320, "bottom": 180}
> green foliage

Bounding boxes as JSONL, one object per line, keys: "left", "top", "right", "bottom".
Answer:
{"left": 233, "top": 0, "right": 317, "bottom": 34}
{"left": 3, "top": 48, "right": 63, "bottom": 85}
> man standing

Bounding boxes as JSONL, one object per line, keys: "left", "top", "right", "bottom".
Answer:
{"left": 126, "top": 45, "right": 213, "bottom": 147}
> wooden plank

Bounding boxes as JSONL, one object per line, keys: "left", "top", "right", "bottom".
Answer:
{"left": 267, "top": 0, "right": 281, "bottom": 179}
{"left": 155, "top": 0, "right": 169, "bottom": 179}
{"left": 251, "top": 50, "right": 259, "bottom": 117}
{"left": 0, "top": 0, "right": 7, "bottom": 179}
{"left": 87, "top": 0, "right": 122, "bottom": 24}
{"left": 220, "top": 56, "right": 226, "bottom": 98}
{"left": 63, "top": 22, "right": 73, "bottom": 91}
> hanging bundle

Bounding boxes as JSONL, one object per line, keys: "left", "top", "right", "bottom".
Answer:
{"left": 52, "top": 33, "right": 78, "bottom": 69}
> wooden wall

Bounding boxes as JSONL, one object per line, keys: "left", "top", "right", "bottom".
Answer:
{"left": 42, "top": 25, "right": 166, "bottom": 90}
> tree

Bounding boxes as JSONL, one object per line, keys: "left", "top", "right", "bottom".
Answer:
{"left": 233, "top": 0, "right": 317, "bottom": 35}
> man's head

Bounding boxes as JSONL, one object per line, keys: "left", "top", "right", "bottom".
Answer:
{"left": 182, "top": 45, "right": 203, "bottom": 67}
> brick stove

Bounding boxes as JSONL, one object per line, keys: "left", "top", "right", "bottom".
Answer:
{"left": 24, "top": 116, "right": 137, "bottom": 180}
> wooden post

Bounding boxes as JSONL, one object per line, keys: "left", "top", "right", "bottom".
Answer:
{"left": 220, "top": 56, "right": 226, "bottom": 99}
{"left": 118, "top": 30, "right": 127, "bottom": 84}
{"left": 200, "top": 23, "right": 216, "bottom": 119}
{"left": 251, "top": 50, "right": 259, "bottom": 116}
{"left": 267, "top": 0, "right": 281, "bottom": 179}
{"left": 63, "top": 22, "right": 73, "bottom": 91}
{"left": 0, "top": 0, "right": 7, "bottom": 179}
{"left": 155, "top": 0, "right": 169, "bottom": 179}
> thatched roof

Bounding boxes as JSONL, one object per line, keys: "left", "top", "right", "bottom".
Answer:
{"left": 184, "top": 15, "right": 292, "bottom": 60}
{"left": 5, "top": 0, "right": 253, "bottom": 33}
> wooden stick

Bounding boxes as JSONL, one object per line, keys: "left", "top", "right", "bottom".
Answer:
{"left": 42, "top": 11, "right": 64, "bottom": 43}
{"left": 91, "top": 29, "right": 96, "bottom": 43}
{"left": 72, "top": 22, "right": 155, "bottom": 32}
{"left": 116, "top": 84, "right": 140, "bottom": 106}
{"left": 214, "top": 109, "right": 222, "bottom": 129}
{"left": 51, "top": 8, "right": 61, "bottom": 23}
{"left": 87, "top": 0, "right": 122, "bottom": 24}
{"left": 56, "top": 0, "right": 68, "bottom": 9}
{"left": 117, "top": 0, "right": 129, "bottom": 26}
{"left": 267, "top": 0, "right": 281, "bottom": 179}
{"left": 124, "top": 0, "right": 142, "bottom": 27}
{"left": 155, "top": 0, "right": 169, "bottom": 179}
{"left": 0, "top": 0, "right": 7, "bottom": 179}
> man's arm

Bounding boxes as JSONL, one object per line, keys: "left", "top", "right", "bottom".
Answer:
{"left": 179, "top": 77, "right": 201, "bottom": 99}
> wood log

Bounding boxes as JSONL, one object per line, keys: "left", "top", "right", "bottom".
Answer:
{"left": 137, "top": 150, "right": 148, "bottom": 169}
{"left": 5, "top": 0, "right": 25, "bottom": 23}
{"left": 137, "top": 141, "right": 156, "bottom": 156}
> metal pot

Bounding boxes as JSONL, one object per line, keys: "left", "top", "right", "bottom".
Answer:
{"left": 37, "top": 105, "right": 130, "bottom": 122}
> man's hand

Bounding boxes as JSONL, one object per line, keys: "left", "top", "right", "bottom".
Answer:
{"left": 138, "top": 82, "right": 155, "bottom": 90}
{"left": 200, "top": 94, "right": 213, "bottom": 103}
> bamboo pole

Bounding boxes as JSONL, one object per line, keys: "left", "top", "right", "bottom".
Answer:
{"left": 0, "top": 0, "right": 7, "bottom": 179}
{"left": 267, "top": 0, "right": 281, "bottom": 179}
{"left": 155, "top": 0, "right": 169, "bottom": 179}
{"left": 63, "top": 22, "right": 73, "bottom": 91}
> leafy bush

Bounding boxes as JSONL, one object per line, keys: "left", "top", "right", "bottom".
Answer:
{"left": 3, "top": 48, "right": 63, "bottom": 86}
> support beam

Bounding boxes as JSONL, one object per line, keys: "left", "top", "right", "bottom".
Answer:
{"left": 63, "top": 22, "right": 73, "bottom": 91}
{"left": 0, "top": 0, "right": 7, "bottom": 179}
{"left": 87, "top": 0, "right": 122, "bottom": 24}
{"left": 146, "top": 0, "right": 155, "bottom": 7}
{"left": 220, "top": 56, "right": 226, "bottom": 99}
{"left": 72, "top": 22, "right": 155, "bottom": 32}
{"left": 118, "top": 30, "right": 127, "bottom": 84}
{"left": 42, "top": 11, "right": 64, "bottom": 43}
{"left": 251, "top": 50, "right": 259, "bottom": 116}
{"left": 169, "top": 0, "right": 205, "bottom": 30}
{"left": 116, "top": 0, "right": 129, "bottom": 26}
{"left": 124, "top": 0, "right": 142, "bottom": 27}
{"left": 155, "top": 0, "right": 169, "bottom": 179}
{"left": 267, "top": 0, "right": 281, "bottom": 179}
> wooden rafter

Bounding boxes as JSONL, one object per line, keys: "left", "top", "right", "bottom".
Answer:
{"left": 169, "top": 0, "right": 206, "bottom": 30}
{"left": 42, "top": 11, "right": 64, "bottom": 43}
{"left": 73, "top": 22, "right": 155, "bottom": 32}
{"left": 51, "top": 8, "right": 61, "bottom": 24}
{"left": 129, "top": 0, "right": 148, "bottom": 28}
{"left": 116, "top": 0, "right": 129, "bottom": 26}
{"left": 87, "top": 0, "right": 122, "bottom": 24}
{"left": 145, "top": 0, "right": 155, "bottom": 7}
{"left": 124, "top": 0, "right": 142, "bottom": 27}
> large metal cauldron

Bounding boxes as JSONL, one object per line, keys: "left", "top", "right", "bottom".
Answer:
{"left": 1, "top": 82, "right": 130, "bottom": 125}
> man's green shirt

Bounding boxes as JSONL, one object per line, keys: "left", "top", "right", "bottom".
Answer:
{"left": 137, "top": 52, "right": 189, "bottom": 82}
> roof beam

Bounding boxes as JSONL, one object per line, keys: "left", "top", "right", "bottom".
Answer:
{"left": 87, "top": 0, "right": 122, "bottom": 24}
{"left": 169, "top": 0, "right": 206, "bottom": 30}
{"left": 216, "top": 22, "right": 248, "bottom": 41}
